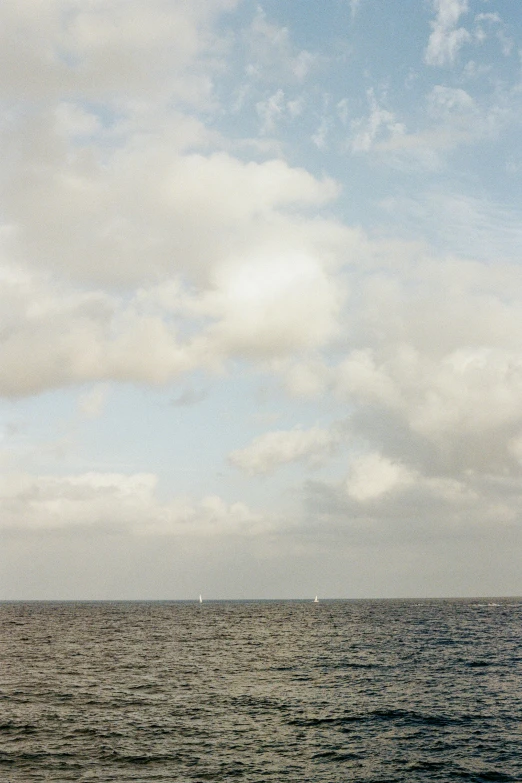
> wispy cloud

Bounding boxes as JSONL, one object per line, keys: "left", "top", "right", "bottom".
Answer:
{"left": 229, "top": 426, "right": 341, "bottom": 475}
{"left": 349, "top": 0, "right": 363, "bottom": 19}
{"left": 425, "top": 0, "right": 471, "bottom": 66}
{"left": 350, "top": 89, "right": 406, "bottom": 153}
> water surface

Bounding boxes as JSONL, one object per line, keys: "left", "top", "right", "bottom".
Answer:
{"left": 1, "top": 599, "right": 521, "bottom": 781}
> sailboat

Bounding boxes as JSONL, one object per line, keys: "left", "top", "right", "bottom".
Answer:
{"left": 314, "top": 595, "right": 319, "bottom": 603}
{"left": 199, "top": 594, "right": 203, "bottom": 604}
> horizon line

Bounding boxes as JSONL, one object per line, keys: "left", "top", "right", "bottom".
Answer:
{"left": 1, "top": 595, "right": 521, "bottom": 603}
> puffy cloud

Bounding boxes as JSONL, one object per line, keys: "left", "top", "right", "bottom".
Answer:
{"left": 202, "top": 250, "right": 343, "bottom": 358}
{"left": 0, "top": 471, "right": 264, "bottom": 535}
{"left": 305, "top": 460, "right": 519, "bottom": 544}
{"left": 331, "top": 248, "right": 522, "bottom": 478}
{"left": 0, "top": 0, "right": 342, "bottom": 301}
{"left": 0, "top": 270, "right": 198, "bottom": 396}
{"left": 229, "top": 426, "right": 340, "bottom": 476}
{"left": 0, "top": 0, "right": 345, "bottom": 400}
{"left": 3, "top": 103, "right": 340, "bottom": 286}
{"left": 345, "top": 452, "right": 414, "bottom": 502}
{"left": 0, "top": 232, "right": 346, "bottom": 396}
{"left": 425, "top": 0, "right": 471, "bottom": 67}
{"left": 0, "top": 0, "right": 238, "bottom": 102}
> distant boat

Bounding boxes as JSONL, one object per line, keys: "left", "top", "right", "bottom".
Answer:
{"left": 314, "top": 596, "right": 319, "bottom": 603}
{"left": 199, "top": 594, "right": 203, "bottom": 604}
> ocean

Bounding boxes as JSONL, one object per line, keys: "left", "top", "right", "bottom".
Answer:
{"left": 1, "top": 599, "right": 521, "bottom": 782}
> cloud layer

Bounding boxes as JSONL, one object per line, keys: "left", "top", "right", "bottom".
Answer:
{"left": 0, "top": 471, "right": 264, "bottom": 536}
{"left": 1, "top": 0, "right": 522, "bottom": 597}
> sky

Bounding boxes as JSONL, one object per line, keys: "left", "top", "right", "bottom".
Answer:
{"left": 1, "top": 0, "right": 522, "bottom": 599}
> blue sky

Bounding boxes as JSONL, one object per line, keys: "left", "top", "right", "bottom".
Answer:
{"left": 1, "top": 0, "right": 522, "bottom": 598}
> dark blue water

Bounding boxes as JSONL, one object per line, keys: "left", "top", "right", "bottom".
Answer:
{"left": 1, "top": 599, "right": 521, "bottom": 782}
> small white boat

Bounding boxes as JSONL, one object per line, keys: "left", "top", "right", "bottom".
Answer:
{"left": 199, "top": 594, "right": 203, "bottom": 604}
{"left": 314, "top": 595, "right": 319, "bottom": 603}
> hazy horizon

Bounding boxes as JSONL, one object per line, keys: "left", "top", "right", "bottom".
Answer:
{"left": 2, "top": 595, "right": 521, "bottom": 603}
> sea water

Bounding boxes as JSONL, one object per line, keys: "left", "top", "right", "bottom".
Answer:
{"left": 1, "top": 599, "right": 521, "bottom": 782}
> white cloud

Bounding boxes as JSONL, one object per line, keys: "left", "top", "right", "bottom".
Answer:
{"left": 292, "top": 50, "right": 315, "bottom": 81}
{"left": 229, "top": 426, "right": 340, "bottom": 475}
{"left": 0, "top": 231, "right": 346, "bottom": 396}
{"left": 427, "top": 85, "right": 476, "bottom": 117}
{"left": 350, "top": 89, "right": 406, "bottom": 153}
{"left": 345, "top": 452, "right": 414, "bottom": 502}
{"left": 0, "top": 271, "right": 197, "bottom": 396}
{"left": 256, "top": 89, "right": 287, "bottom": 134}
{"left": 0, "top": 0, "right": 349, "bottom": 399}
{"left": 425, "top": 0, "right": 471, "bottom": 67}
{"left": 202, "top": 250, "right": 344, "bottom": 359}
{"left": 256, "top": 90, "right": 307, "bottom": 134}
{"left": 0, "top": 0, "right": 238, "bottom": 103}
{"left": 245, "top": 6, "right": 316, "bottom": 85}
{"left": 312, "top": 117, "right": 331, "bottom": 150}
{"left": 0, "top": 470, "right": 265, "bottom": 536}
{"left": 474, "top": 12, "right": 512, "bottom": 55}
{"left": 2, "top": 103, "right": 340, "bottom": 286}
{"left": 371, "top": 84, "right": 509, "bottom": 171}
{"left": 331, "top": 247, "right": 522, "bottom": 477}
{"left": 337, "top": 98, "right": 350, "bottom": 126}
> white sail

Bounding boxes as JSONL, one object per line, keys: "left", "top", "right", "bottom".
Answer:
{"left": 314, "top": 595, "right": 319, "bottom": 603}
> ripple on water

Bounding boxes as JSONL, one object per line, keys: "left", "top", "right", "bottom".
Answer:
{"left": 0, "top": 599, "right": 521, "bottom": 782}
